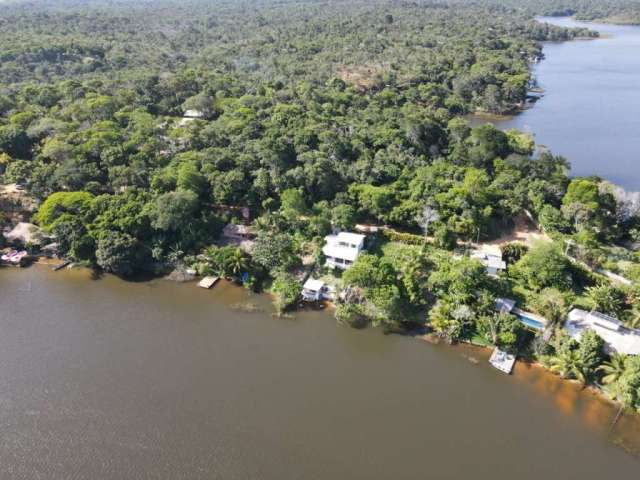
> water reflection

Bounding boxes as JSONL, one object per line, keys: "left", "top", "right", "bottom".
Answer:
{"left": 470, "top": 17, "right": 640, "bottom": 191}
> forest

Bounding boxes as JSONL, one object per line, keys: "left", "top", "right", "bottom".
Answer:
{"left": 1, "top": 0, "right": 640, "bottom": 410}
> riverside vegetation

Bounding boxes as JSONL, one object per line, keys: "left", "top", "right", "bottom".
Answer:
{"left": 1, "top": 0, "right": 640, "bottom": 412}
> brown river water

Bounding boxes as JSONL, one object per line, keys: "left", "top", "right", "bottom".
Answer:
{"left": 0, "top": 265, "right": 639, "bottom": 479}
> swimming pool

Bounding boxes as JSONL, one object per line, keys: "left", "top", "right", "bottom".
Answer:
{"left": 514, "top": 311, "right": 546, "bottom": 331}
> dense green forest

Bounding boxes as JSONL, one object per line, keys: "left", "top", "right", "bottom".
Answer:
{"left": 2, "top": 1, "right": 640, "bottom": 409}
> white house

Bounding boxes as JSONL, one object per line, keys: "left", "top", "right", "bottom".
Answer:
{"left": 183, "top": 109, "right": 204, "bottom": 119}
{"left": 322, "top": 232, "right": 366, "bottom": 270}
{"left": 178, "top": 109, "right": 205, "bottom": 127}
{"left": 472, "top": 250, "right": 506, "bottom": 277}
{"left": 302, "top": 278, "right": 327, "bottom": 301}
{"left": 564, "top": 309, "right": 640, "bottom": 355}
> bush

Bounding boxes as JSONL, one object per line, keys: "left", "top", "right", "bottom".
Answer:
{"left": 500, "top": 242, "right": 528, "bottom": 265}
{"left": 433, "top": 225, "right": 456, "bottom": 250}
{"left": 335, "top": 303, "right": 369, "bottom": 329}
{"left": 382, "top": 229, "right": 424, "bottom": 245}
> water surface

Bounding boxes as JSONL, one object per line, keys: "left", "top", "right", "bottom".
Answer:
{"left": 471, "top": 17, "right": 640, "bottom": 190}
{"left": 1, "top": 265, "right": 639, "bottom": 479}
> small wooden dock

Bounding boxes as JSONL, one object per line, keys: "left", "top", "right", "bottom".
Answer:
{"left": 52, "top": 260, "right": 72, "bottom": 271}
{"left": 489, "top": 348, "right": 516, "bottom": 374}
{"left": 198, "top": 276, "right": 219, "bottom": 289}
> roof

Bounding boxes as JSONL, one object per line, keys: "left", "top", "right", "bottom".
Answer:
{"left": 335, "top": 232, "right": 366, "bottom": 245}
{"left": 495, "top": 297, "right": 516, "bottom": 313}
{"left": 3, "top": 222, "right": 44, "bottom": 245}
{"left": 322, "top": 244, "right": 361, "bottom": 262}
{"left": 322, "top": 232, "right": 365, "bottom": 262}
{"left": 472, "top": 251, "right": 506, "bottom": 270}
{"left": 223, "top": 223, "right": 253, "bottom": 236}
{"left": 183, "top": 109, "right": 204, "bottom": 118}
{"left": 565, "top": 309, "right": 640, "bottom": 355}
{"left": 303, "top": 278, "right": 325, "bottom": 292}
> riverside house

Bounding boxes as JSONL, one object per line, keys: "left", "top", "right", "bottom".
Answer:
{"left": 322, "top": 232, "right": 366, "bottom": 270}
{"left": 564, "top": 309, "right": 640, "bottom": 356}
{"left": 221, "top": 223, "right": 255, "bottom": 253}
{"left": 301, "top": 278, "right": 327, "bottom": 302}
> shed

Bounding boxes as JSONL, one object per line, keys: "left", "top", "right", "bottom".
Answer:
{"left": 495, "top": 297, "right": 516, "bottom": 314}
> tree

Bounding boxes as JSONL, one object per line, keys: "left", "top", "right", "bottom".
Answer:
{"left": 271, "top": 272, "right": 301, "bottom": 315}
{"left": 342, "top": 254, "right": 396, "bottom": 291}
{"left": 500, "top": 242, "right": 528, "bottom": 265}
{"left": 95, "top": 230, "right": 140, "bottom": 276}
{"left": 331, "top": 204, "right": 356, "bottom": 231}
{"left": 576, "top": 329, "right": 605, "bottom": 381}
{"left": 176, "top": 162, "right": 207, "bottom": 196}
{"left": 598, "top": 353, "right": 628, "bottom": 386}
{"left": 35, "top": 191, "right": 94, "bottom": 229}
{"left": 429, "top": 298, "right": 481, "bottom": 343}
{"left": 148, "top": 190, "right": 199, "bottom": 232}
{"left": 477, "top": 312, "right": 523, "bottom": 351}
{"left": 52, "top": 217, "right": 95, "bottom": 261}
{"left": 204, "top": 245, "right": 249, "bottom": 279}
{"left": 349, "top": 184, "right": 396, "bottom": 223}
{"left": 512, "top": 242, "right": 572, "bottom": 292}
{"left": 561, "top": 178, "right": 615, "bottom": 233}
{"left": 546, "top": 347, "right": 587, "bottom": 384}
{"left": 428, "top": 256, "right": 489, "bottom": 304}
{"left": 279, "top": 188, "right": 307, "bottom": 219}
{"left": 585, "top": 283, "right": 625, "bottom": 317}
{"left": 529, "top": 287, "right": 568, "bottom": 325}
{"left": 251, "top": 232, "right": 298, "bottom": 273}
{"left": 538, "top": 205, "right": 571, "bottom": 233}
{"left": 602, "top": 355, "right": 640, "bottom": 410}
{"left": 417, "top": 204, "right": 440, "bottom": 239}
{"left": 335, "top": 303, "right": 368, "bottom": 329}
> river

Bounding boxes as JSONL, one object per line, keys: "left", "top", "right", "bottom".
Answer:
{"left": 1, "top": 265, "right": 639, "bottom": 479}
{"left": 470, "top": 17, "right": 640, "bottom": 191}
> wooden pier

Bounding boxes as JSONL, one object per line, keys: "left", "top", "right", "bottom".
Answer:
{"left": 198, "top": 276, "right": 219, "bottom": 289}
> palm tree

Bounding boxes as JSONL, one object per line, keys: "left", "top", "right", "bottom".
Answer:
{"left": 627, "top": 311, "right": 640, "bottom": 329}
{"left": 597, "top": 353, "right": 628, "bottom": 385}
{"left": 530, "top": 287, "right": 568, "bottom": 326}
{"left": 547, "top": 349, "right": 587, "bottom": 384}
{"left": 585, "top": 283, "right": 623, "bottom": 317}
{"left": 227, "top": 248, "right": 249, "bottom": 279}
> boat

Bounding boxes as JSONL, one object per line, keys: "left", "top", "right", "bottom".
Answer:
{"left": 1, "top": 250, "right": 28, "bottom": 264}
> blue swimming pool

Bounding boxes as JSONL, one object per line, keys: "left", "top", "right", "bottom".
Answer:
{"left": 516, "top": 312, "right": 545, "bottom": 331}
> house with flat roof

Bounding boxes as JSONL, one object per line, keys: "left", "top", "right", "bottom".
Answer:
{"left": 183, "top": 109, "right": 204, "bottom": 119}
{"left": 322, "top": 232, "right": 366, "bottom": 270}
{"left": 472, "top": 250, "right": 506, "bottom": 277}
{"left": 564, "top": 309, "right": 640, "bottom": 355}
{"left": 302, "top": 278, "right": 327, "bottom": 301}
